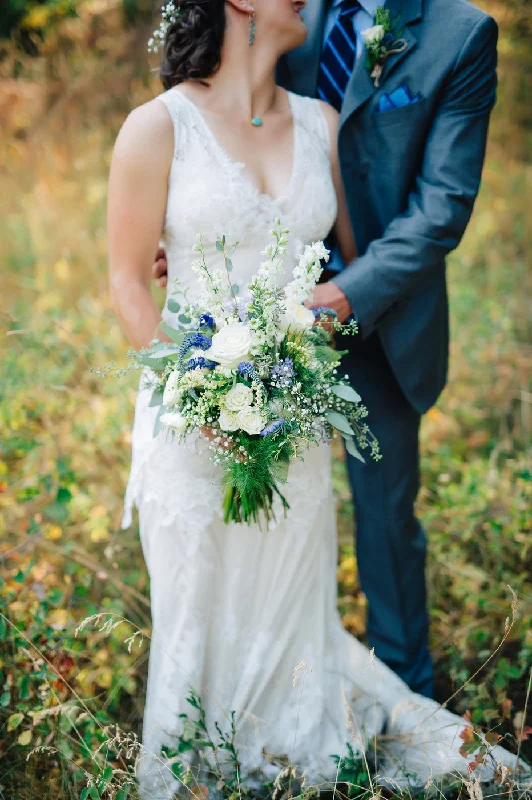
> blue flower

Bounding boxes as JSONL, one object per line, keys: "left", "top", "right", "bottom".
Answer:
{"left": 260, "top": 419, "right": 285, "bottom": 438}
{"left": 237, "top": 361, "right": 261, "bottom": 382}
{"left": 311, "top": 306, "right": 338, "bottom": 318}
{"left": 271, "top": 358, "right": 295, "bottom": 387}
{"left": 183, "top": 357, "right": 216, "bottom": 372}
{"left": 198, "top": 314, "right": 215, "bottom": 330}
{"left": 179, "top": 332, "right": 212, "bottom": 361}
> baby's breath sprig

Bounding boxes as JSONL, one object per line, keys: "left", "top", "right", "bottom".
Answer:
{"left": 147, "top": 1, "right": 184, "bottom": 54}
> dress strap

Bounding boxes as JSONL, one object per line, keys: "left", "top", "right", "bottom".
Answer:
{"left": 289, "top": 92, "right": 332, "bottom": 159}
{"left": 154, "top": 88, "right": 192, "bottom": 161}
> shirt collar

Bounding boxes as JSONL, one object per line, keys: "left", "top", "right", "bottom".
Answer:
{"left": 330, "top": 0, "right": 382, "bottom": 16}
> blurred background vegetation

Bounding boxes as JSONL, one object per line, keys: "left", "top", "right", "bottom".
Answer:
{"left": 0, "top": 0, "right": 531, "bottom": 798}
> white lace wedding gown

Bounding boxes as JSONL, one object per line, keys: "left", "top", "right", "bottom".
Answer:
{"left": 122, "top": 87, "right": 526, "bottom": 798}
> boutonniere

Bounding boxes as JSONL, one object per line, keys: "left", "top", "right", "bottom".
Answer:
{"left": 361, "top": 7, "right": 407, "bottom": 87}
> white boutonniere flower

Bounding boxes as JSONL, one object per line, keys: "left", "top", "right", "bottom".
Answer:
{"left": 363, "top": 7, "right": 407, "bottom": 87}
{"left": 361, "top": 24, "right": 385, "bottom": 45}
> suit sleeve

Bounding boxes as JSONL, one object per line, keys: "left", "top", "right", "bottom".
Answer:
{"left": 332, "top": 14, "right": 499, "bottom": 338}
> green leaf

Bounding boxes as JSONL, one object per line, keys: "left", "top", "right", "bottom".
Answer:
{"left": 231, "top": 284, "right": 240, "bottom": 295}
{"left": 225, "top": 258, "right": 233, "bottom": 272}
{"left": 325, "top": 410, "right": 355, "bottom": 436}
{"left": 116, "top": 789, "right": 129, "bottom": 800}
{"left": 216, "top": 240, "right": 223, "bottom": 251}
{"left": 151, "top": 346, "right": 181, "bottom": 358}
{"left": 314, "top": 345, "right": 342, "bottom": 365}
{"left": 153, "top": 405, "right": 166, "bottom": 438}
{"left": 102, "top": 765, "right": 114, "bottom": 782}
{"left": 0, "top": 691, "right": 11, "bottom": 707}
{"left": 178, "top": 313, "right": 191, "bottom": 325}
{"left": 17, "top": 674, "right": 31, "bottom": 700}
{"left": 80, "top": 788, "right": 90, "bottom": 800}
{"left": 89, "top": 787, "right": 101, "bottom": 800}
{"left": 166, "top": 298, "right": 180, "bottom": 313}
{"left": 0, "top": 616, "right": 7, "bottom": 639}
{"left": 7, "top": 713, "right": 24, "bottom": 731}
{"left": 331, "top": 384, "right": 361, "bottom": 404}
{"left": 158, "top": 322, "right": 187, "bottom": 344}
{"left": 343, "top": 435, "right": 365, "bottom": 463}
{"left": 149, "top": 389, "right": 164, "bottom": 407}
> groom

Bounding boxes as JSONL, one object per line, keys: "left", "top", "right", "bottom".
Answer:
{"left": 153, "top": 0, "right": 498, "bottom": 698}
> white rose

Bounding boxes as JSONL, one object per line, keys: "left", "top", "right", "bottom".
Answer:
{"left": 236, "top": 406, "right": 264, "bottom": 436}
{"left": 204, "top": 321, "right": 252, "bottom": 369}
{"left": 280, "top": 299, "right": 316, "bottom": 332}
{"left": 162, "top": 370, "right": 182, "bottom": 407}
{"left": 224, "top": 383, "right": 254, "bottom": 412}
{"left": 361, "top": 24, "right": 385, "bottom": 44}
{"left": 160, "top": 410, "right": 188, "bottom": 432}
{"left": 218, "top": 407, "right": 239, "bottom": 432}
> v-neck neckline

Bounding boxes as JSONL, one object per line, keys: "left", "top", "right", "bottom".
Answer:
{"left": 171, "top": 88, "right": 299, "bottom": 206}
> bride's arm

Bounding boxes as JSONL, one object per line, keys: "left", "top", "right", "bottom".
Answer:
{"left": 107, "top": 100, "right": 173, "bottom": 350}
{"left": 312, "top": 102, "right": 356, "bottom": 321}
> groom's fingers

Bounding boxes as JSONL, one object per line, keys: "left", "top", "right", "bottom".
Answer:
{"left": 152, "top": 252, "right": 168, "bottom": 288}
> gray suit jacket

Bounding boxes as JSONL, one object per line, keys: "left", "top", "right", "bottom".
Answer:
{"left": 278, "top": 0, "right": 498, "bottom": 414}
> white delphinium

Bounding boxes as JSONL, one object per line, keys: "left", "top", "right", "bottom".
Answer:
{"left": 163, "top": 369, "right": 182, "bottom": 407}
{"left": 285, "top": 241, "right": 330, "bottom": 305}
{"left": 190, "top": 235, "right": 232, "bottom": 323}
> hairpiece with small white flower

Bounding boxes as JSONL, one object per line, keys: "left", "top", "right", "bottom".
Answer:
{"left": 147, "top": 1, "right": 184, "bottom": 53}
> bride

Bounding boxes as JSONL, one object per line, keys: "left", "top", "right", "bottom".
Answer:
{"left": 107, "top": 0, "right": 526, "bottom": 796}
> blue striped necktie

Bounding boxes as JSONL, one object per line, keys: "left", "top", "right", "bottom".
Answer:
{"left": 317, "top": 0, "right": 361, "bottom": 111}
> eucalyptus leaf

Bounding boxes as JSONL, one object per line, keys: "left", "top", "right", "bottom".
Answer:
{"left": 149, "top": 389, "right": 164, "bottom": 407}
{"left": 153, "top": 405, "right": 167, "bottom": 438}
{"left": 216, "top": 240, "right": 223, "bottom": 252}
{"left": 167, "top": 298, "right": 181, "bottom": 313}
{"left": 158, "top": 322, "right": 187, "bottom": 344}
{"left": 137, "top": 354, "right": 167, "bottom": 371}
{"left": 331, "top": 384, "right": 361, "bottom": 404}
{"left": 152, "top": 346, "right": 181, "bottom": 358}
{"left": 225, "top": 258, "right": 233, "bottom": 272}
{"left": 178, "top": 313, "right": 192, "bottom": 325}
{"left": 343, "top": 434, "right": 365, "bottom": 463}
{"left": 325, "top": 410, "right": 355, "bottom": 436}
{"left": 231, "top": 284, "right": 240, "bottom": 295}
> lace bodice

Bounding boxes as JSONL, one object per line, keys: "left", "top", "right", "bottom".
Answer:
{"left": 154, "top": 87, "right": 337, "bottom": 325}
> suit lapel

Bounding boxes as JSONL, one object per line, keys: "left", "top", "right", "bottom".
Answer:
{"left": 285, "top": 0, "right": 327, "bottom": 97}
{"left": 340, "top": 0, "right": 422, "bottom": 129}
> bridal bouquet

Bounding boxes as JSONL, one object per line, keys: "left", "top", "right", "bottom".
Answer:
{"left": 133, "top": 220, "right": 379, "bottom": 524}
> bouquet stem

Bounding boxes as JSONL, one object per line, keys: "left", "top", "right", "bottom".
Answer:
{"left": 222, "top": 483, "right": 290, "bottom": 527}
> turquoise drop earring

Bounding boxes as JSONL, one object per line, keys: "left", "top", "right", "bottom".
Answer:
{"left": 248, "top": 11, "right": 256, "bottom": 46}
{"left": 248, "top": 11, "right": 263, "bottom": 127}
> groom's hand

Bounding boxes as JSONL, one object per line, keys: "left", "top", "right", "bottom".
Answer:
{"left": 310, "top": 281, "right": 352, "bottom": 323}
{"left": 152, "top": 246, "right": 168, "bottom": 289}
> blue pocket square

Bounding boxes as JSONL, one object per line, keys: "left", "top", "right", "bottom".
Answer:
{"left": 377, "top": 85, "right": 423, "bottom": 113}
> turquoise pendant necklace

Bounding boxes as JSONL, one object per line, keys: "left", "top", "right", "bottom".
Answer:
{"left": 251, "top": 115, "right": 263, "bottom": 127}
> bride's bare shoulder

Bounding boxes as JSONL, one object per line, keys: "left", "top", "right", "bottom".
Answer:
{"left": 315, "top": 99, "right": 339, "bottom": 128}
{"left": 112, "top": 96, "right": 174, "bottom": 165}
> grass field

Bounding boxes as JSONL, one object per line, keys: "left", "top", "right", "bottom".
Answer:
{"left": 0, "top": 1, "right": 530, "bottom": 797}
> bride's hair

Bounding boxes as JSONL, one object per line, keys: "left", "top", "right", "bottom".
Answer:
{"left": 160, "top": 0, "right": 226, "bottom": 90}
